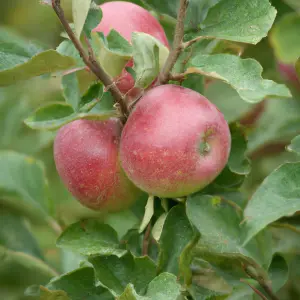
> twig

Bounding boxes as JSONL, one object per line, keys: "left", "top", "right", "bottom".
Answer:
{"left": 51, "top": 0, "right": 129, "bottom": 122}
{"left": 244, "top": 265, "right": 280, "bottom": 300}
{"left": 142, "top": 223, "right": 152, "bottom": 256}
{"left": 240, "top": 279, "right": 268, "bottom": 300}
{"left": 46, "top": 216, "right": 63, "bottom": 236}
{"left": 158, "top": 0, "right": 189, "bottom": 84}
{"left": 182, "top": 36, "right": 205, "bottom": 49}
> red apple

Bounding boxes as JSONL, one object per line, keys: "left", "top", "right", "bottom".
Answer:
{"left": 93, "top": 1, "right": 169, "bottom": 98}
{"left": 54, "top": 119, "right": 142, "bottom": 211}
{"left": 120, "top": 85, "right": 231, "bottom": 198}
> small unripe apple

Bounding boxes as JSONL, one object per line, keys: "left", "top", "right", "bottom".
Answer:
{"left": 120, "top": 85, "right": 231, "bottom": 198}
{"left": 93, "top": 1, "right": 169, "bottom": 98}
{"left": 54, "top": 119, "right": 142, "bottom": 212}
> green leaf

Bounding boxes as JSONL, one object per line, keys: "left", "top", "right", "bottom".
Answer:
{"left": 62, "top": 73, "right": 81, "bottom": 111}
{"left": 228, "top": 124, "right": 251, "bottom": 175}
{"left": 187, "top": 195, "right": 272, "bottom": 268}
{"left": 46, "top": 266, "right": 114, "bottom": 300}
{"left": 247, "top": 98, "right": 300, "bottom": 154}
{"left": 204, "top": 81, "right": 254, "bottom": 123}
{"left": 243, "top": 162, "right": 300, "bottom": 245}
{"left": 117, "top": 273, "right": 182, "bottom": 300}
{"left": 287, "top": 135, "right": 300, "bottom": 154}
{"left": 72, "top": 0, "right": 92, "bottom": 38}
{"left": 282, "top": 0, "right": 300, "bottom": 11}
{"left": 182, "top": 74, "right": 205, "bottom": 96}
{"left": 0, "top": 49, "right": 76, "bottom": 86}
{"left": 24, "top": 102, "right": 117, "bottom": 130}
{"left": 83, "top": 4, "right": 103, "bottom": 38}
{"left": 158, "top": 205, "right": 197, "bottom": 276}
{"left": 56, "top": 40, "right": 84, "bottom": 67}
{"left": 296, "top": 57, "right": 300, "bottom": 80}
{"left": 0, "top": 245, "right": 57, "bottom": 287}
{"left": 56, "top": 219, "right": 127, "bottom": 257}
{"left": 132, "top": 32, "right": 169, "bottom": 88}
{"left": 0, "top": 151, "right": 49, "bottom": 222}
{"left": 139, "top": 195, "right": 154, "bottom": 233}
{"left": 79, "top": 82, "right": 103, "bottom": 112}
{"left": 270, "top": 12, "right": 300, "bottom": 63}
{"left": 187, "top": 54, "right": 291, "bottom": 103}
{"left": 91, "top": 30, "right": 132, "bottom": 77}
{"left": 89, "top": 252, "right": 156, "bottom": 296}
{"left": 197, "top": 0, "right": 276, "bottom": 44}
{"left": 152, "top": 213, "right": 167, "bottom": 241}
{"left": 0, "top": 210, "right": 42, "bottom": 259}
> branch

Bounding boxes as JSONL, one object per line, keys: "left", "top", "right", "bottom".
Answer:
{"left": 240, "top": 279, "right": 268, "bottom": 300}
{"left": 182, "top": 36, "right": 205, "bottom": 49}
{"left": 158, "top": 0, "right": 189, "bottom": 84}
{"left": 52, "top": 0, "right": 129, "bottom": 122}
{"left": 142, "top": 223, "right": 152, "bottom": 256}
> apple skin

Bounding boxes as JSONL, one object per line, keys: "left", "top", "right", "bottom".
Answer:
{"left": 54, "top": 119, "right": 142, "bottom": 212}
{"left": 120, "top": 84, "right": 231, "bottom": 198}
{"left": 93, "top": 1, "right": 169, "bottom": 98}
{"left": 278, "top": 62, "right": 300, "bottom": 90}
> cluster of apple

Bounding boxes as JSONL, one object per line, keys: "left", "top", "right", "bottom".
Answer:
{"left": 54, "top": 1, "right": 231, "bottom": 212}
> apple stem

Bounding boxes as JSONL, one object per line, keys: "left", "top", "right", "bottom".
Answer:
{"left": 51, "top": 0, "right": 129, "bottom": 123}
{"left": 158, "top": 0, "right": 189, "bottom": 85}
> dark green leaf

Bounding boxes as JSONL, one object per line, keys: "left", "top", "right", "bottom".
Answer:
{"left": 0, "top": 151, "right": 49, "bottom": 222}
{"left": 117, "top": 273, "right": 182, "bottom": 300}
{"left": 287, "top": 135, "right": 300, "bottom": 154}
{"left": 0, "top": 210, "right": 42, "bottom": 258}
{"left": 243, "top": 162, "right": 300, "bottom": 245}
{"left": 73, "top": 0, "right": 92, "bottom": 38}
{"left": 24, "top": 102, "right": 117, "bottom": 130}
{"left": 89, "top": 252, "right": 156, "bottom": 296}
{"left": 56, "top": 219, "right": 127, "bottom": 257}
{"left": 79, "top": 83, "right": 103, "bottom": 111}
{"left": 62, "top": 73, "right": 81, "bottom": 111}
{"left": 270, "top": 12, "right": 300, "bottom": 63}
{"left": 158, "top": 205, "right": 197, "bottom": 277}
{"left": 91, "top": 30, "right": 132, "bottom": 77}
{"left": 204, "top": 81, "right": 254, "bottom": 123}
{"left": 187, "top": 54, "right": 291, "bottom": 103}
{"left": 132, "top": 32, "right": 169, "bottom": 88}
{"left": 46, "top": 266, "right": 113, "bottom": 300}
{"left": 228, "top": 124, "right": 251, "bottom": 175}
{"left": 196, "top": 0, "right": 277, "bottom": 44}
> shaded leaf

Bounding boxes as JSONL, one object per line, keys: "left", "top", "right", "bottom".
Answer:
{"left": 187, "top": 54, "right": 291, "bottom": 103}
{"left": 0, "top": 210, "right": 42, "bottom": 258}
{"left": 0, "top": 151, "right": 49, "bottom": 221}
{"left": 0, "top": 245, "right": 57, "bottom": 287}
{"left": 243, "top": 162, "right": 300, "bottom": 244}
{"left": 24, "top": 102, "right": 117, "bottom": 130}
{"left": 270, "top": 12, "right": 300, "bottom": 63}
{"left": 132, "top": 32, "right": 169, "bottom": 88}
{"left": 205, "top": 81, "right": 254, "bottom": 123}
{"left": 158, "top": 205, "right": 197, "bottom": 276}
{"left": 72, "top": 0, "right": 92, "bottom": 38}
{"left": 79, "top": 82, "right": 103, "bottom": 112}
{"left": 82, "top": 4, "right": 103, "bottom": 38}
{"left": 187, "top": 195, "right": 272, "bottom": 268}
{"left": 40, "top": 286, "right": 70, "bottom": 300}
{"left": 56, "top": 219, "right": 127, "bottom": 257}
{"left": 89, "top": 252, "right": 156, "bottom": 296}
{"left": 46, "top": 266, "right": 113, "bottom": 300}
{"left": 198, "top": 0, "right": 276, "bottom": 44}
{"left": 62, "top": 73, "right": 81, "bottom": 111}
{"left": 268, "top": 254, "right": 289, "bottom": 292}
{"left": 117, "top": 273, "right": 182, "bottom": 300}
{"left": 228, "top": 124, "right": 251, "bottom": 175}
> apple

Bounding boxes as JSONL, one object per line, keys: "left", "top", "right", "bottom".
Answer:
{"left": 93, "top": 1, "right": 169, "bottom": 98}
{"left": 120, "top": 84, "right": 231, "bottom": 198}
{"left": 54, "top": 119, "right": 142, "bottom": 211}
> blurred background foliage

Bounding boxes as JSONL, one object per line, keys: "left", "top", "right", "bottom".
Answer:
{"left": 0, "top": 0, "right": 300, "bottom": 299}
